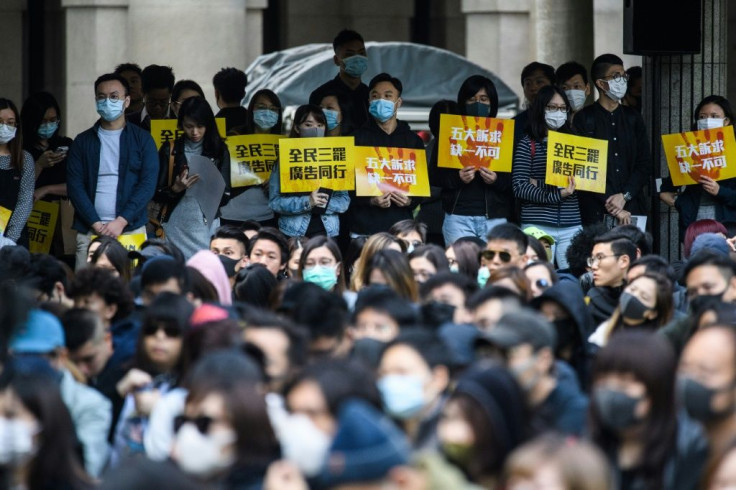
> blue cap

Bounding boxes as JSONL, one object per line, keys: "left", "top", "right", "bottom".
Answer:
{"left": 690, "top": 232, "right": 731, "bottom": 258}
{"left": 10, "top": 310, "right": 66, "bottom": 353}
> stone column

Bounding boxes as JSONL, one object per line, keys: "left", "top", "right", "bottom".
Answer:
{"left": 647, "top": 0, "right": 727, "bottom": 259}
{"left": 531, "top": 0, "right": 594, "bottom": 71}
{"left": 0, "top": 0, "right": 27, "bottom": 106}
{"left": 246, "top": 0, "right": 268, "bottom": 67}
{"left": 61, "top": 0, "right": 129, "bottom": 137}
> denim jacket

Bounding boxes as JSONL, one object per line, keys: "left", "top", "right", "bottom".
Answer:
{"left": 269, "top": 161, "right": 350, "bottom": 237}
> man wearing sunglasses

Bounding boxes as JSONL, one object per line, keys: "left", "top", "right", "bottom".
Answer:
{"left": 482, "top": 223, "right": 530, "bottom": 273}
{"left": 572, "top": 54, "right": 652, "bottom": 228}
{"left": 586, "top": 231, "right": 638, "bottom": 326}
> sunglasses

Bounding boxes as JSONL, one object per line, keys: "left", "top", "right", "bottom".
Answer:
{"left": 535, "top": 278, "right": 551, "bottom": 290}
{"left": 479, "top": 249, "right": 512, "bottom": 263}
{"left": 142, "top": 323, "right": 181, "bottom": 338}
{"left": 174, "top": 414, "right": 215, "bottom": 435}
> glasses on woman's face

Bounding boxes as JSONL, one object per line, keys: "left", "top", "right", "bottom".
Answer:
{"left": 545, "top": 104, "right": 570, "bottom": 113}
{"left": 174, "top": 415, "right": 215, "bottom": 435}
{"left": 142, "top": 324, "right": 181, "bottom": 338}
{"left": 479, "top": 249, "right": 512, "bottom": 263}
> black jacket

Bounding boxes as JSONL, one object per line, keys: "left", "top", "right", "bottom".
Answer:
{"left": 347, "top": 118, "right": 425, "bottom": 235}
{"left": 572, "top": 103, "right": 652, "bottom": 225}
{"left": 309, "top": 75, "right": 370, "bottom": 135}
{"left": 587, "top": 284, "right": 624, "bottom": 327}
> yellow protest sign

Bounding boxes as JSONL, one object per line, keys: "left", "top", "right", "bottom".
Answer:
{"left": 278, "top": 136, "right": 355, "bottom": 193}
{"left": 0, "top": 206, "right": 11, "bottom": 235}
{"left": 545, "top": 131, "right": 608, "bottom": 193}
{"left": 91, "top": 233, "right": 147, "bottom": 252}
{"left": 662, "top": 127, "right": 736, "bottom": 186}
{"left": 227, "top": 134, "right": 282, "bottom": 187}
{"left": 150, "top": 118, "right": 227, "bottom": 150}
{"left": 27, "top": 200, "right": 59, "bottom": 254}
{"left": 437, "top": 114, "right": 515, "bottom": 171}
{"left": 354, "top": 146, "right": 430, "bottom": 197}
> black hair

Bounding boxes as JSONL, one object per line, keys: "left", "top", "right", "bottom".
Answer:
{"left": 526, "top": 236, "right": 549, "bottom": 263}
{"left": 177, "top": 96, "right": 227, "bottom": 158}
{"left": 520, "top": 61, "right": 556, "bottom": 86}
{"left": 566, "top": 223, "right": 609, "bottom": 278}
{"left": 450, "top": 239, "right": 482, "bottom": 281}
{"left": 0, "top": 98, "right": 25, "bottom": 173}
{"left": 114, "top": 63, "right": 142, "bottom": 76}
{"left": 28, "top": 254, "right": 67, "bottom": 298}
{"left": 626, "top": 66, "right": 642, "bottom": 82}
{"left": 245, "top": 89, "right": 283, "bottom": 135}
{"left": 333, "top": 29, "right": 365, "bottom": 52}
{"left": 284, "top": 358, "right": 381, "bottom": 416}
{"left": 141, "top": 64, "right": 175, "bottom": 94}
{"left": 466, "top": 285, "right": 524, "bottom": 310}
{"left": 289, "top": 104, "right": 327, "bottom": 138}
{"left": 389, "top": 219, "right": 428, "bottom": 243}
{"left": 211, "top": 224, "right": 249, "bottom": 256}
{"left": 99, "top": 458, "right": 202, "bottom": 490}
{"left": 140, "top": 256, "right": 188, "bottom": 292}
{"left": 629, "top": 255, "right": 678, "bottom": 284}
{"left": 134, "top": 238, "right": 186, "bottom": 269}
{"left": 382, "top": 328, "right": 452, "bottom": 368}
{"left": 429, "top": 99, "right": 461, "bottom": 138}
{"left": 419, "top": 271, "right": 479, "bottom": 302}
{"left": 136, "top": 292, "right": 193, "bottom": 377}
{"left": 344, "top": 236, "right": 368, "bottom": 278}
{"left": 171, "top": 79, "right": 205, "bottom": 102}
{"left": 527, "top": 85, "right": 573, "bottom": 141}
{"left": 316, "top": 88, "right": 356, "bottom": 135}
{"left": 590, "top": 54, "right": 624, "bottom": 87}
{"left": 89, "top": 236, "right": 131, "bottom": 282}
{"left": 61, "top": 307, "right": 105, "bottom": 352}
{"left": 242, "top": 219, "right": 263, "bottom": 233}
{"left": 352, "top": 285, "right": 419, "bottom": 328}
{"left": 487, "top": 223, "right": 529, "bottom": 254}
{"left": 67, "top": 267, "right": 135, "bottom": 322}
{"left": 555, "top": 61, "right": 588, "bottom": 85}
{"left": 234, "top": 263, "right": 278, "bottom": 308}
{"left": 241, "top": 308, "right": 310, "bottom": 373}
{"left": 593, "top": 232, "right": 638, "bottom": 263}
{"left": 368, "top": 73, "right": 403, "bottom": 96}
{"left": 94, "top": 73, "right": 130, "bottom": 95}
{"left": 247, "top": 226, "right": 289, "bottom": 266}
{"left": 21, "top": 91, "right": 62, "bottom": 148}
{"left": 212, "top": 67, "right": 248, "bottom": 104}
{"left": 297, "top": 235, "right": 346, "bottom": 293}
{"left": 608, "top": 224, "right": 652, "bottom": 256}
{"left": 278, "top": 282, "right": 349, "bottom": 341}
{"left": 409, "top": 244, "right": 451, "bottom": 273}
{"left": 457, "top": 75, "right": 499, "bottom": 117}
{"left": 692, "top": 95, "right": 735, "bottom": 131}
{"left": 684, "top": 249, "right": 736, "bottom": 282}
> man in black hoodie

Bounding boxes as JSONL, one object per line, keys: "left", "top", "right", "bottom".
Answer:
{"left": 347, "top": 73, "right": 425, "bottom": 237}
{"left": 585, "top": 231, "right": 637, "bottom": 326}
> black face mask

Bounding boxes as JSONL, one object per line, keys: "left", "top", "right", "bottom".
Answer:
{"left": 689, "top": 291, "right": 726, "bottom": 316}
{"left": 552, "top": 319, "right": 577, "bottom": 351}
{"left": 619, "top": 292, "right": 651, "bottom": 322}
{"left": 217, "top": 255, "right": 239, "bottom": 278}
{"left": 593, "top": 387, "right": 642, "bottom": 431}
{"left": 678, "top": 376, "right": 735, "bottom": 424}
{"left": 421, "top": 301, "right": 456, "bottom": 328}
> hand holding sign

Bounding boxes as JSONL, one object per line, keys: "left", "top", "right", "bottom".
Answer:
{"left": 478, "top": 167, "right": 497, "bottom": 184}
{"left": 459, "top": 166, "right": 476, "bottom": 183}
{"left": 700, "top": 175, "right": 720, "bottom": 195}
{"left": 560, "top": 177, "right": 576, "bottom": 198}
{"left": 389, "top": 192, "right": 411, "bottom": 207}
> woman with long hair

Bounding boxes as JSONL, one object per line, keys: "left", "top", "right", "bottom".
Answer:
{"left": 153, "top": 96, "right": 230, "bottom": 259}
{"left": 360, "top": 249, "right": 419, "bottom": 302}
{"left": 350, "top": 231, "right": 405, "bottom": 291}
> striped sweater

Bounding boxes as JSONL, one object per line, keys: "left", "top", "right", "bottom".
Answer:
{"left": 512, "top": 135, "right": 581, "bottom": 228}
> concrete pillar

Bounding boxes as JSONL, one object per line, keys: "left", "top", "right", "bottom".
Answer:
{"left": 246, "top": 0, "right": 268, "bottom": 67}
{"left": 531, "top": 0, "right": 594, "bottom": 71}
{"left": 648, "top": 0, "right": 727, "bottom": 258}
{"left": 0, "top": 0, "right": 27, "bottom": 106}
{"left": 61, "top": 0, "right": 129, "bottom": 137}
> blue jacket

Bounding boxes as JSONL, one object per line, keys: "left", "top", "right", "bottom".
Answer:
{"left": 67, "top": 121, "right": 158, "bottom": 233}
{"left": 269, "top": 161, "right": 350, "bottom": 237}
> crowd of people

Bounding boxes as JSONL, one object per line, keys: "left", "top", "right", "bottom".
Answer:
{"left": 2, "top": 27, "right": 736, "bottom": 490}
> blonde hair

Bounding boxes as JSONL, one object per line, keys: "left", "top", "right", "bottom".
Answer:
{"left": 503, "top": 433, "right": 613, "bottom": 490}
{"left": 349, "top": 232, "right": 404, "bottom": 291}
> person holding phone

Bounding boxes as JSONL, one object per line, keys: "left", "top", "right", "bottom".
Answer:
{"left": 268, "top": 104, "right": 350, "bottom": 238}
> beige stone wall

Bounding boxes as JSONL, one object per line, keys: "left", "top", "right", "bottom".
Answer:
{"left": 0, "top": 1, "right": 27, "bottom": 108}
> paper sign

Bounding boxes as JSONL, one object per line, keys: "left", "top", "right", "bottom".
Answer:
{"left": 27, "top": 200, "right": 59, "bottom": 254}
{"left": 186, "top": 155, "right": 226, "bottom": 226}
{"left": 662, "top": 127, "right": 736, "bottom": 186}
{"left": 227, "top": 134, "right": 282, "bottom": 187}
{"left": 150, "top": 118, "right": 227, "bottom": 150}
{"left": 0, "top": 206, "right": 11, "bottom": 235}
{"left": 91, "top": 233, "right": 147, "bottom": 251}
{"left": 545, "top": 131, "right": 609, "bottom": 194}
{"left": 354, "top": 146, "right": 430, "bottom": 197}
{"left": 437, "top": 114, "right": 515, "bottom": 171}
{"left": 278, "top": 136, "right": 355, "bottom": 193}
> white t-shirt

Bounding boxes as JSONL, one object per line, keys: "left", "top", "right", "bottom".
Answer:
{"left": 95, "top": 127, "right": 123, "bottom": 222}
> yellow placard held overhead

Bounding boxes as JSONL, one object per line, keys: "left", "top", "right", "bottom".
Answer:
{"left": 91, "top": 233, "right": 147, "bottom": 252}
{"left": 150, "top": 118, "right": 227, "bottom": 150}
{"left": 227, "top": 134, "right": 282, "bottom": 187}
{"left": 27, "top": 200, "right": 60, "bottom": 254}
{"left": 437, "top": 114, "right": 515, "bottom": 171}
{"left": 354, "top": 146, "right": 430, "bottom": 197}
{"left": 278, "top": 137, "right": 355, "bottom": 193}
{"left": 662, "top": 127, "right": 736, "bottom": 186}
{"left": 545, "top": 131, "right": 609, "bottom": 194}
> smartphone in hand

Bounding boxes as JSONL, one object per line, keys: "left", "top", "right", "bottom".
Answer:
{"left": 313, "top": 187, "right": 333, "bottom": 215}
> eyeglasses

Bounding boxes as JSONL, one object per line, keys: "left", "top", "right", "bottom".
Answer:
{"left": 587, "top": 254, "right": 621, "bottom": 267}
{"left": 174, "top": 415, "right": 215, "bottom": 435}
{"left": 545, "top": 105, "right": 570, "bottom": 114}
{"left": 601, "top": 73, "right": 629, "bottom": 82}
{"left": 142, "top": 323, "right": 181, "bottom": 338}
{"left": 480, "top": 249, "right": 512, "bottom": 263}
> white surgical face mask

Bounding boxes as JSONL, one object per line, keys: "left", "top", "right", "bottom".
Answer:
{"left": 0, "top": 417, "right": 38, "bottom": 466}
{"left": 565, "top": 89, "right": 587, "bottom": 112}
{"left": 697, "top": 118, "right": 725, "bottom": 130}
{"left": 278, "top": 413, "right": 332, "bottom": 477}
{"left": 545, "top": 110, "right": 567, "bottom": 130}
{"left": 604, "top": 78, "right": 628, "bottom": 102}
{"left": 173, "top": 423, "right": 236, "bottom": 478}
{"left": 0, "top": 124, "right": 17, "bottom": 145}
